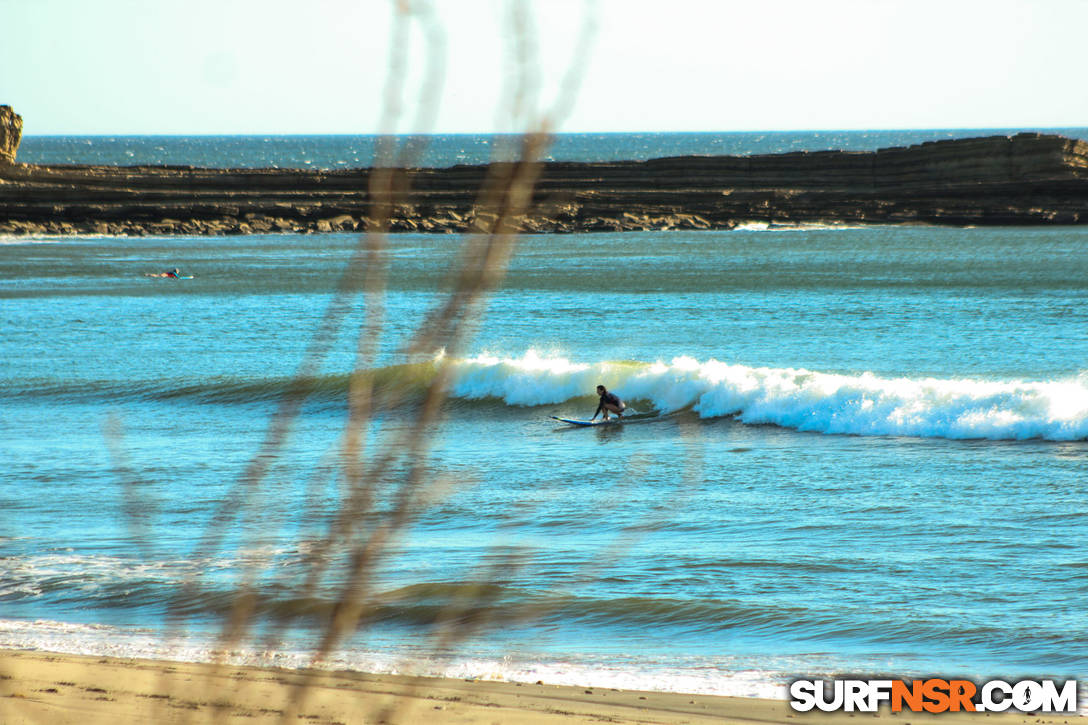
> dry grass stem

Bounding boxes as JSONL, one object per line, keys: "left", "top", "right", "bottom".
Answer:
{"left": 99, "top": 3, "right": 619, "bottom": 722}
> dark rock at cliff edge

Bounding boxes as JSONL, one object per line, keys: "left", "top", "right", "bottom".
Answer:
{"left": 2, "top": 109, "right": 1088, "bottom": 235}
{"left": 0, "top": 106, "right": 22, "bottom": 165}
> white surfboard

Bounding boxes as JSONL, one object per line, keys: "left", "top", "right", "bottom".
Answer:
{"left": 551, "top": 416, "right": 621, "bottom": 427}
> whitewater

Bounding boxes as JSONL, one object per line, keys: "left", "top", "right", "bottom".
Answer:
{"left": 447, "top": 352, "right": 1088, "bottom": 441}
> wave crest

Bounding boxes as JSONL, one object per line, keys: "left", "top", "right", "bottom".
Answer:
{"left": 446, "top": 352, "right": 1088, "bottom": 441}
{"left": 16, "top": 350, "right": 1088, "bottom": 441}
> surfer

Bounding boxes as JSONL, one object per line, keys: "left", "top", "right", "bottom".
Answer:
{"left": 590, "top": 384, "right": 626, "bottom": 421}
{"left": 145, "top": 268, "right": 185, "bottom": 278}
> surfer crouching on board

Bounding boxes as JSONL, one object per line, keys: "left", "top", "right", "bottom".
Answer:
{"left": 590, "top": 384, "right": 626, "bottom": 421}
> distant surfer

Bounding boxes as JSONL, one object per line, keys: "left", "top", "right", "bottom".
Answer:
{"left": 145, "top": 268, "right": 186, "bottom": 278}
{"left": 590, "top": 384, "right": 626, "bottom": 421}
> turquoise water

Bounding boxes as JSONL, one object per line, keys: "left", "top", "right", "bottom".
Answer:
{"left": 2, "top": 132, "right": 1087, "bottom": 696}
{"left": 2, "top": 225, "right": 1086, "bottom": 696}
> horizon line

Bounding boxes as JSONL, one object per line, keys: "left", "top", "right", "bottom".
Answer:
{"left": 19, "top": 125, "right": 1088, "bottom": 138}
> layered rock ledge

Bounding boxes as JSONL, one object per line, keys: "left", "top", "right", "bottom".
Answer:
{"left": 0, "top": 105, "right": 22, "bottom": 165}
{"left": 2, "top": 132, "right": 1088, "bottom": 235}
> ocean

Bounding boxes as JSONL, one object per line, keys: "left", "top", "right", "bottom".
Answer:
{"left": 2, "top": 132, "right": 1087, "bottom": 700}
{"left": 17, "top": 128, "right": 1088, "bottom": 168}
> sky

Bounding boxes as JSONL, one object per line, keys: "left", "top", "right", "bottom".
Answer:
{"left": 2, "top": 0, "right": 1087, "bottom": 135}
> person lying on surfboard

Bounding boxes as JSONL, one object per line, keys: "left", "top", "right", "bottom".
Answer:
{"left": 590, "top": 384, "right": 626, "bottom": 421}
{"left": 145, "top": 268, "right": 186, "bottom": 278}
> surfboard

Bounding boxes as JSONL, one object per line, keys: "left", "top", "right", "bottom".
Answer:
{"left": 551, "top": 416, "right": 621, "bottom": 427}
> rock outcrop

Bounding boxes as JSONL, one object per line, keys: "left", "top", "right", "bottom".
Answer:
{"left": 0, "top": 106, "right": 22, "bottom": 165}
{"left": 3, "top": 132, "right": 1088, "bottom": 235}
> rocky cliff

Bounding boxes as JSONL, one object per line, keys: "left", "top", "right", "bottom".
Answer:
{"left": 0, "top": 106, "right": 22, "bottom": 165}
{"left": 2, "top": 132, "right": 1088, "bottom": 235}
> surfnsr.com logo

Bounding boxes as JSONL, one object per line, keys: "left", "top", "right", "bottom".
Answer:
{"left": 789, "top": 679, "right": 1078, "bottom": 713}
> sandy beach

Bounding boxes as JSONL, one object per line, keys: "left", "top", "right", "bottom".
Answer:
{"left": 0, "top": 648, "right": 1077, "bottom": 725}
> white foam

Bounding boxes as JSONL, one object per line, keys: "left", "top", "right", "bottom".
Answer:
{"left": 0, "top": 546, "right": 310, "bottom": 600}
{"left": 448, "top": 656, "right": 788, "bottom": 700}
{"left": 445, "top": 351, "right": 1088, "bottom": 440}
{"left": 731, "top": 221, "right": 864, "bottom": 232}
{"left": 0, "top": 235, "right": 74, "bottom": 245}
{"left": 6, "top": 619, "right": 1087, "bottom": 714}
{"left": 0, "top": 618, "right": 789, "bottom": 700}
{"left": 448, "top": 350, "right": 605, "bottom": 406}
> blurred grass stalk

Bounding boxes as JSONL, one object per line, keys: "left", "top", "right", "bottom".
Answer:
{"left": 209, "top": 1, "right": 596, "bottom": 718}
{"left": 98, "top": 1, "right": 681, "bottom": 722}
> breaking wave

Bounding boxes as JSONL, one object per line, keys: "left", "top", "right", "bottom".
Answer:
{"left": 13, "top": 350, "right": 1088, "bottom": 441}
{"left": 447, "top": 351, "right": 1088, "bottom": 441}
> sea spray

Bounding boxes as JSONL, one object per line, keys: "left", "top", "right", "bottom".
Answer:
{"left": 16, "top": 348, "right": 1088, "bottom": 441}
{"left": 444, "top": 351, "right": 1088, "bottom": 441}
{"left": 446, "top": 350, "right": 600, "bottom": 406}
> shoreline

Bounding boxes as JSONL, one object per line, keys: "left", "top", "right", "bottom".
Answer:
{"left": 4, "top": 133, "right": 1088, "bottom": 236}
{"left": 1, "top": 648, "right": 1076, "bottom": 725}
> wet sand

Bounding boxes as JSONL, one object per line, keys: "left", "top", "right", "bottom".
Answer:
{"left": 0, "top": 648, "right": 1078, "bottom": 724}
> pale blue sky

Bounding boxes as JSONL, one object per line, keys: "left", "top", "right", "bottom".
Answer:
{"left": 2, "top": 0, "right": 1086, "bottom": 134}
